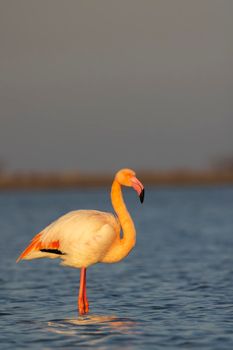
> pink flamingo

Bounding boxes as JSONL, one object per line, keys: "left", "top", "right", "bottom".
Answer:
{"left": 17, "top": 168, "right": 144, "bottom": 314}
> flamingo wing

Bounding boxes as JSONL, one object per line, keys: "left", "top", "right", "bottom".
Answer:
{"left": 17, "top": 210, "right": 120, "bottom": 268}
{"left": 16, "top": 231, "right": 63, "bottom": 262}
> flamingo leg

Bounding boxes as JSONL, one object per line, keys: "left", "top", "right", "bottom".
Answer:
{"left": 78, "top": 267, "right": 89, "bottom": 315}
{"left": 83, "top": 268, "right": 89, "bottom": 313}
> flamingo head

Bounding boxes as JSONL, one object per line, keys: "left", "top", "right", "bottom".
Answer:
{"left": 115, "top": 168, "right": 145, "bottom": 203}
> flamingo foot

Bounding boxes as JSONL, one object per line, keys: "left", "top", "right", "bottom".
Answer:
{"left": 84, "top": 297, "right": 89, "bottom": 313}
{"left": 78, "top": 295, "right": 89, "bottom": 315}
{"left": 78, "top": 297, "right": 86, "bottom": 315}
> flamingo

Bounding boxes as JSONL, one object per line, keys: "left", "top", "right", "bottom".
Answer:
{"left": 17, "top": 168, "right": 144, "bottom": 315}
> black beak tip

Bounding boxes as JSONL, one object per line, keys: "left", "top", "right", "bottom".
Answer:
{"left": 139, "top": 188, "right": 145, "bottom": 203}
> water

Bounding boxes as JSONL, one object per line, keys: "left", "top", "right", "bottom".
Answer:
{"left": 1, "top": 186, "right": 233, "bottom": 349}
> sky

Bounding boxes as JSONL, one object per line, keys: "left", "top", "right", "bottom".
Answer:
{"left": 0, "top": 0, "right": 232, "bottom": 173}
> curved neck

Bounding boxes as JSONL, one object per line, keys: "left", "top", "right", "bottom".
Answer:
{"left": 110, "top": 180, "right": 136, "bottom": 260}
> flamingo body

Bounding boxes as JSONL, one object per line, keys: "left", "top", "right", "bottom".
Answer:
{"left": 18, "top": 210, "right": 120, "bottom": 268}
{"left": 17, "top": 168, "right": 144, "bottom": 314}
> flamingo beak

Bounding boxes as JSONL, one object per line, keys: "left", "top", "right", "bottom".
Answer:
{"left": 131, "top": 177, "right": 145, "bottom": 203}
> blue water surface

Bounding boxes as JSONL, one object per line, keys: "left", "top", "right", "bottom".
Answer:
{"left": 0, "top": 186, "right": 233, "bottom": 349}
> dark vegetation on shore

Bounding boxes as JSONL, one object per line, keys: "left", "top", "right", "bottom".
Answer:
{"left": 0, "top": 170, "right": 232, "bottom": 189}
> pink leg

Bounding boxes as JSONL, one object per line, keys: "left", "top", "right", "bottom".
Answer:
{"left": 83, "top": 268, "right": 89, "bottom": 313}
{"left": 78, "top": 267, "right": 89, "bottom": 315}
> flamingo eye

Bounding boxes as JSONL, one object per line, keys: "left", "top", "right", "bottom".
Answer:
{"left": 127, "top": 173, "right": 134, "bottom": 182}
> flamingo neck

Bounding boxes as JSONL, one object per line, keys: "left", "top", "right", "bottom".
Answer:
{"left": 110, "top": 180, "right": 136, "bottom": 260}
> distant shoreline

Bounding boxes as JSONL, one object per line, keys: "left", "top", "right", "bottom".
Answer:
{"left": 0, "top": 170, "right": 232, "bottom": 189}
